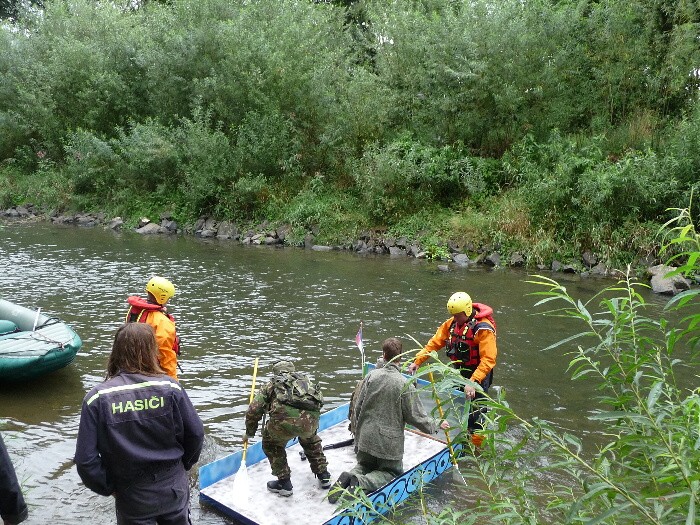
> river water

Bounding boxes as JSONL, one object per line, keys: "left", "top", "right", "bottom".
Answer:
{"left": 0, "top": 221, "right": 674, "bottom": 524}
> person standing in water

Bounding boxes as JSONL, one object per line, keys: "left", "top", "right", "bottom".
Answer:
{"left": 74, "top": 323, "right": 204, "bottom": 524}
{"left": 407, "top": 291, "right": 497, "bottom": 447}
{"left": 125, "top": 276, "right": 180, "bottom": 380}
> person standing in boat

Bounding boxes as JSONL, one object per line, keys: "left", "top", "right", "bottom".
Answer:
{"left": 0, "top": 433, "right": 28, "bottom": 525}
{"left": 74, "top": 323, "right": 204, "bottom": 525}
{"left": 244, "top": 360, "right": 331, "bottom": 497}
{"left": 329, "top": 337, "right": 447, "bottom": 504}
{"left": 125, "top": 276, "right": 180, "bottom": 380}
{"left": 407, "top": 291, "right": 497, "bottom": 447}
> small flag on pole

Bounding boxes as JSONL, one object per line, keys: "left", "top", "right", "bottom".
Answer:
{"left": 356, "top": 321, "right": 365, "bottom": 373}
{"left": 355, "top": 322, "right": 364, "bottom": 354}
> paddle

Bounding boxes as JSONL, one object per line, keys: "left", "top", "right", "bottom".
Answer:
{"left": 231, "top": 357, "right": 260, "bottom": 507}
{"left": 300, "top": 437, "right": 354, "bottom": 460}
{"left": 428, "top": 370, "right": 467, "bottom": 485}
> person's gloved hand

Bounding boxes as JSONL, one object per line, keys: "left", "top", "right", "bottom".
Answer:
{"left": 243, "top": 434, "right": 253, "bottom": 445}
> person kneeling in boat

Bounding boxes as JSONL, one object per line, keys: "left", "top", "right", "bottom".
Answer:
{"left": 74, "top": 323, "right": 204, "bottom": 525}
{"left": 407, "top": 291, "right": 497, "bottom": 448}
{"left": 125, "top": 276, "right": 181, "bottom": 381}
{"left": 329, "top": 337, "right": 449, "bottom": 504}
{"left": 244, "top": 360, "right": 331, "bottom": 497}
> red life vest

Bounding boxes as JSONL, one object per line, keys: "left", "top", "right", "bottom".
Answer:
{"left": 125, "top": 296, "right": 181, "bottom": 355}
{"left": 445, "top": 302, "right": 495, "bottom": 374}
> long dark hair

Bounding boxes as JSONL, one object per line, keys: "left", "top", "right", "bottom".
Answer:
{"left": 106, "top": 323, "right": 165, "bottom": 379}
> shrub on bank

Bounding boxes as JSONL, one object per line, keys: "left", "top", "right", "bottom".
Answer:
{"left": 2, "top": 0, "right": 699, "bottom": 272}
{"left": 466, "top": 205, "right": 699, "bottom": 524}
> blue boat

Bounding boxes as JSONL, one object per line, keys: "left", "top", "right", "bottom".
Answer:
{"left": 199, "top": 366, "right": 463, "bottom": 525}
{"left": 0, "top": 298, "right": 82, "bottom": 382}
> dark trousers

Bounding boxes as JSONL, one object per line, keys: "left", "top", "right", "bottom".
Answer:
{"left": 114, "top": 463, "right": 191, "bottom": 525}
{"left": 459, "top": 368, "right": 492, "bottom": 433}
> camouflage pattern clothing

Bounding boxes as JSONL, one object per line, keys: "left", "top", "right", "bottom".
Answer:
{"left": 245, "top": 374, "right": 328, "bottom": 480}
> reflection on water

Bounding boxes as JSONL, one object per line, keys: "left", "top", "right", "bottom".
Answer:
{"left": 0, "top": 221, "right": 676, "bottom": 524}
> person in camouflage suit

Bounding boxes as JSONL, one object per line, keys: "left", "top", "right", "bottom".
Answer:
{"left": 244, "top": 360, "right": 331, "bottom": 497}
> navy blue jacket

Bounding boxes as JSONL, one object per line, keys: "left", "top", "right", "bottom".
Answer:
{"left": 74, "top": 372, "right": 204, "bottom": 496}
{"left": 0, "top": 432, "right": 28, "bottom": 524}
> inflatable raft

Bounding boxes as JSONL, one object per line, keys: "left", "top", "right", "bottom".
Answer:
{"left": 199, "top": 365, "right": 464, "bottom": 525}
{"left": 0, "top": 299, "right": 82, "bottom": 382}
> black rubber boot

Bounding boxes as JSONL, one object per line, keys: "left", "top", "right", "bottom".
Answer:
{"left": 316, "top": 470, "right": 331, "bottom": 489}
{"left": 328, "top": 472, "right": 358, "bottom": 504}
{"left": 267, "top": 478, "right": 293, "bottom": 497}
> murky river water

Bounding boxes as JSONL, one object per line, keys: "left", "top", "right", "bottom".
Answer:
{"left": 0, "top": 221, "right": 675, "bottom": 524}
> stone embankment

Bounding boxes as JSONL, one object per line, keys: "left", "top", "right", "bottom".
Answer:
{"left": 2, "top": 204, "right": 694, "bottom": 295}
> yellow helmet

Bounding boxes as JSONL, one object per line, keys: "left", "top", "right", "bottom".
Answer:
{"left": 145, "top": 276, "right": 175, "bottom": 305}
{"left": 447, "top": 292, "right": 472, "bottom": 316}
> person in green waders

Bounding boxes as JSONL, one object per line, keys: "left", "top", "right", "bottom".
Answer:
{"left": 244, "top": 360, "right": 331, "bottom": 497}
{"left": 407, "top": 291, "right": 498, "bottom": 447}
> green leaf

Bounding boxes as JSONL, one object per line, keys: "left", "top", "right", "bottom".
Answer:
{"left": 584, "top": 502, "right": 633, "bottom": 525}
{"left": 541, "top": 332, "right": 592, "bottom": 351}
{"left": 646, "top": 381, "right": 663, "bottom": 411}
{"left": 589, "top": 411, "right": 650, "bottom": 424}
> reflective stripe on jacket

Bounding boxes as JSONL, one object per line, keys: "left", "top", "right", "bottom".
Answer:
{"left": 74, "top": 372, "right": 204, "bottom": 496}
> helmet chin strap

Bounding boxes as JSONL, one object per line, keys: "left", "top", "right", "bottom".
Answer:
{"left": 146, "top": 292, "right": 163, "bottom": 306}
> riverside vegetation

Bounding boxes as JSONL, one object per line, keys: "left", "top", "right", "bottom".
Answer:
{"left": 1, "top": 0, "right": 699, "bottom": 269}
{"left": 378, "top": 205, "right": 699, "bottom": 524}
{"left": 1, "top": 2, "right": 699, "bottom": 523}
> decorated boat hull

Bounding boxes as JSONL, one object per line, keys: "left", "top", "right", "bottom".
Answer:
{"left": 199, "top": 368, "right": 463, "bottom": 525}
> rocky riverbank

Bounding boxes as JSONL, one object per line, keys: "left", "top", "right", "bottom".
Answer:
{"left": 2, "top": 204, "right": 694, "bottom": 295}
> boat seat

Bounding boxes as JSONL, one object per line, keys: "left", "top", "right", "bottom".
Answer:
{"left": 0, "top": 320, "right": 20, "bottom": 337}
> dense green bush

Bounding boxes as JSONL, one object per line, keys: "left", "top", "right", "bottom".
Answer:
{"left": 173, "top": 111, "right": 234, "bottom": 218}
{"left": 353, "top": 135, "right": 498, "bottom": 223}
{"left": 1, "top": 0, "right": 699, "bottom": 264}
{"left": 502, "top": 131, "right": 683, "bottom": 259}
{"left": 232, "top": 110, "right": 302, "bottom": 183}
{"left": 268, "top": 175, "right": 367, "bottom": 243}
{"left": 662, "top": 105, "right": 700, "bottom": 217}
{"left": 63, "top": 129, "right": 125, "bottom": 195}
